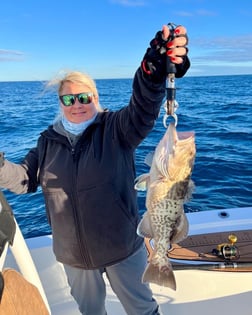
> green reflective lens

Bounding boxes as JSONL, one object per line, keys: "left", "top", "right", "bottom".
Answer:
{"left": 59, "top": 93, "right": 93, "bottom": 106}
{"left": 78, "top": 93, "right": 90, "bottom": 104}
{"left": 62, "top": 95, "right": 75, "bottom": 106}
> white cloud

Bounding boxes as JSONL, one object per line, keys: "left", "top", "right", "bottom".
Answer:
{"left": 195, "top": 9, "right": 217, "bottom": 16}
{"left": 175, "top": 9, "right": 217, "bottom": 17}
{"left": 0, "top": 49, "right": 24, "bottom": 61}
{"left": 175, "top": 10, "right": 193, "bottom": 17}
{"left": 191, "top": 34, "right": 252, "bottom": 63}
{"left": 109, "top": 0, "right": 146, "bottom": 6}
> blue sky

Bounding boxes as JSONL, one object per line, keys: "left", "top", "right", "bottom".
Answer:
{"left": 1, "top": 0, "right": 252, "bottom": 81}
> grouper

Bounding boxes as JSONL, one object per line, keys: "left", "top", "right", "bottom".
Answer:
{"left": 135, "top": 122, "right": 196, "bottom": 290}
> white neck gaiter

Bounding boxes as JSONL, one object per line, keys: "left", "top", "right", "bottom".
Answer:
{"left": 61, "top": 114, "right": 97, "bottom": 135}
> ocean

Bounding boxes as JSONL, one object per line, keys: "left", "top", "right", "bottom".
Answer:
{"left": 0, "top": 74, "right": 251, "bottom": 238}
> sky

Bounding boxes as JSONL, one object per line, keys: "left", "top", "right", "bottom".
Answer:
{"left": 1, "top": 0, "right": 252, "bottom": 81}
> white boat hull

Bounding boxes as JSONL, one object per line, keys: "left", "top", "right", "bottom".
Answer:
{"left": 3, "top": 207, "right": 252, "bottom": 315}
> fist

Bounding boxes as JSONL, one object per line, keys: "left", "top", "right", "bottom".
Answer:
{"left": 163, "top": 25, "right": 188, "bottom": 64}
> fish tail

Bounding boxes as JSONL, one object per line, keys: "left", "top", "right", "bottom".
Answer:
{"left": 142, "top": 262, "right": 176, "bottom": 290}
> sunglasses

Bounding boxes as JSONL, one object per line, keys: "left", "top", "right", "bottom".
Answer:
{"left": 59, "top": 92, "right": 93, "bottom": 106}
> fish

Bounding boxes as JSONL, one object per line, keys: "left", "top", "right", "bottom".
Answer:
{"left": 134, "top": 122, "right": 196, "bottom": 290}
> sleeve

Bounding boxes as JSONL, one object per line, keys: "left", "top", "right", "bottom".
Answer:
{"left": 175, "top": 56, "right": 190, "bottom": 78}
{"left": 0, "top": 147, "right": 40, "bottom": 194}
{"left": 112, "top": 67, "right": 166, "bottom": 149}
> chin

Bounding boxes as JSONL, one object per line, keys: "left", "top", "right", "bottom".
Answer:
{"left": 71, "top": 116, "right": 87, "bottom": 124}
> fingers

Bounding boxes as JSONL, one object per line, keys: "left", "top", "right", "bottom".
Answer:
{"left": 162, "top": 25, "right": 170, "bottom": 41}
{"left": 175, "top": 25, "right": 187, "bottom": 36}
{"left": 162, "top": 25, "right": 188, "bottom": 47}
{"left": 167, "top": 39, "right": 188, "bottom": 64}
{"left": 162, "top": 24, "right": 188, "bottom": 64}
{"left": 167, "top": 56, "right": 184, "bottom": 64}
{"left": 167, "top": 48, "right": 188, "bottom": 64}
{"left": 168, "top": 35, "right": 188, "bottom": 48}
{"left": 167, "top": 47, "right": 188, "bottom": 57}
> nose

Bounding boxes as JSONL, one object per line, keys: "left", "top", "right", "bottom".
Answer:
{"left": 72, "top": 98, "right": 84, "bottom": 107}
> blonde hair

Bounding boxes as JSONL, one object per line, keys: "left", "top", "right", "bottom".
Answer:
{"left": 46, "top": 71, "right": 103, "bottom": 112}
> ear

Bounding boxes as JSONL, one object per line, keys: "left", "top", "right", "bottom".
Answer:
{"left": 93, "top": 94, "right": 103, "bottom": 112}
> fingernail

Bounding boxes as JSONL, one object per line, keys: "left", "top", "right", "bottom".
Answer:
{"left": 167, "top": 50, "right": 173, "bottom": 56}
{"left": 170, "top": 57, "right": 177, "bottom": 62}
{"left": 166, "top": 42, "right": 173, "bottom": 48}
{"left": 174, "top": 28, "right": 181, "bottom": 35}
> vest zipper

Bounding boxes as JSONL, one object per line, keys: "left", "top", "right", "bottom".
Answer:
{"left": 71, "top": 143, "right": 92, "bottom": 267}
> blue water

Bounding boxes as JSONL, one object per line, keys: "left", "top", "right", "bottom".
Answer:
{"left": 0, "top": 75, "right": 251, "bottom": 238}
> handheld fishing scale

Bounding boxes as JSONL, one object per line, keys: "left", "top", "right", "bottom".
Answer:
{"left": 163, "top": 22, "right": 179, "bottom": 128}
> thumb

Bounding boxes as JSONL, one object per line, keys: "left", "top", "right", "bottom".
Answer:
{"left": 162, "top": 25, "right": 170, "bottom": 41}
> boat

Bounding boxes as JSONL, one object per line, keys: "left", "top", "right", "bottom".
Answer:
{"left": 0, "top": 190, "right": 252, "bottom": 315}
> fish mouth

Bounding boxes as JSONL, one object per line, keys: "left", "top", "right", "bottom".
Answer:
{"left": 166, "top": 123, "right": 195, "bottom": 155}
{"left": 168, "top": 122, "right": 195, "bottom": 142}
{"left": 154, "top": 122, "right": 196, "bottom": 180}
{"left": 177, "top": 130, "right": 195, "bottom": 141}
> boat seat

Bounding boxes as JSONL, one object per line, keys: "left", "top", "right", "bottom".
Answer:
{"left": 0, "top": 268, "right": 49, "bottom": 315}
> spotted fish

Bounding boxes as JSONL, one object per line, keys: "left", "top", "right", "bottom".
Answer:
{"left": 135, "top": 122, "right": 196, "bottom": 290}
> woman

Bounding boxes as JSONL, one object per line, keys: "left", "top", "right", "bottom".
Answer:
{"left": 0, "top": 24, "right": 190, "bottom": 314}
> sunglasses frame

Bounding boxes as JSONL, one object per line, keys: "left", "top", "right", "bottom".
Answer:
{"left": 59, "top": 92, "right": 93, "bottom": 107}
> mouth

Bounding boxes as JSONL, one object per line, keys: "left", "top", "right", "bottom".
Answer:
{"left": 72, "top": 111, "right": 86, "bottom": 116}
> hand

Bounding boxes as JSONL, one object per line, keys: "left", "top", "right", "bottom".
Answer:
{"left": 162, "top": 24, "right": 188, "bottom": 64}
{"left": 141, "top": 24, "right": 190, "bottom": 82}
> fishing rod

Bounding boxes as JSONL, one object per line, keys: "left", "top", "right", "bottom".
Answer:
{"left": 163, "top": 22, "right": 179, "bottom": 128}
{"left": 172, "top": 261, "right": 252, "bottom": 272}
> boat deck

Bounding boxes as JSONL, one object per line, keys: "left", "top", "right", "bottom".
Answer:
{"left": 168, "top": 229, "right": 252, "bottom": 263}
{"left": 3, "top": 207, "right": 252, "bottom": 315}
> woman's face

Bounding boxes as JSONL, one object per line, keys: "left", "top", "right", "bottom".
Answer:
{"left": 59, "top": 82, "right": 98, "bottom": 123}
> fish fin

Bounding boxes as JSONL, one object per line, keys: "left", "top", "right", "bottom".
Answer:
{"left": 171, "top": 213, "right": 189, "bottom": 244}
{"left": 137, "top": 212, "right": 154, "bottom": 238}
{"left": 142, "top": 262, "right": 176, "bottom": 290}
{"left": 134, "top": 174, "right": 150, "bottom": 191}
{"left": 184, "top": 180, "right": 195, "bottom": 201}
{"left": 144, "top": 152, "right": 154, "bottom": 167}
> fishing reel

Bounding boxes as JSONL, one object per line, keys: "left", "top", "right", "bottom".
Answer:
{"left": 212, "top": 234, "right": 239, "bottom": 260}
